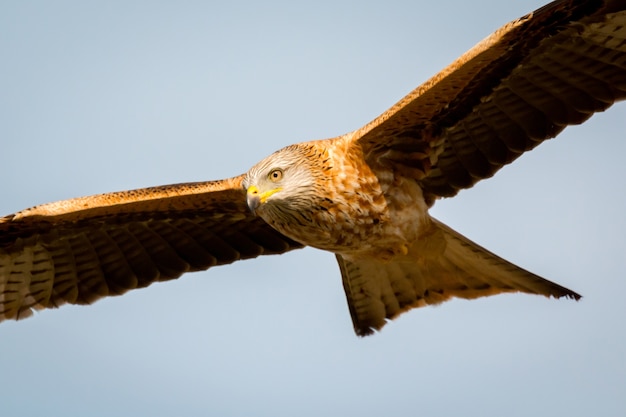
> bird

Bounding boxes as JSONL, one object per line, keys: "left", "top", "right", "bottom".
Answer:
{"left": 1, "top": 0, "right": 626, "bottom": 336}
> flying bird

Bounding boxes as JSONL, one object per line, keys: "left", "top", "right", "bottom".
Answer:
{"left": 2, "top": 0, "right": 626, "bottom": 336}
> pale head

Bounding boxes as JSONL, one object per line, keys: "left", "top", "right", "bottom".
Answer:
{"left": 242, "top": 144, "right": 322, "bottom": 220}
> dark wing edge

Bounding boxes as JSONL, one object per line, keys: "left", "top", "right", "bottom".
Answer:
{"left": 0, "top": 175, "right": 303, "bottom": 322}
{"left": 350, "top": 0, "right": 626, "bottom": 204}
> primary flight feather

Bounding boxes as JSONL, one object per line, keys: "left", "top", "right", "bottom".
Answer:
{"left": 2, "top": 0, "right": 625, "bottom": 336}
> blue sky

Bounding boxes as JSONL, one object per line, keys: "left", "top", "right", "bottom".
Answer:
{"left": 1, "top": 1, "right": 625, "bottom": 416}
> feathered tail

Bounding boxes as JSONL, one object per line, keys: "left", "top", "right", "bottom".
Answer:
{"left": 337, "top": 218, "right": 580, "bottom": 336}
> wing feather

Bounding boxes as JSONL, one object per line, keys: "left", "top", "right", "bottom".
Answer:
{"left": 351, "top": 0, "right": 626, "bottom": 203}
{"left": 0, "top": 175, "right": 303, "bottom": 321}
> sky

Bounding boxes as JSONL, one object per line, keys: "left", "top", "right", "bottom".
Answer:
{"left": 1, "top": 1, "right": 625, "bottom": 416}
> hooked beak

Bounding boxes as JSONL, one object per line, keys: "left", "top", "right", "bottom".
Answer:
{"left": 247, "top": 185, "right": 261, "bottom": 213}
{"left": 246, "top": 185, "right": 282, "bottom": 214}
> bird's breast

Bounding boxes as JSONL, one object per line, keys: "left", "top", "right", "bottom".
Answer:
{"left": 264, "top": 160, "right": 430, "bottom": 261}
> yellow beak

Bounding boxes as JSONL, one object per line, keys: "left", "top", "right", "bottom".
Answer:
{"left": 246, "top": 185, "right": 282, "bottom": 212}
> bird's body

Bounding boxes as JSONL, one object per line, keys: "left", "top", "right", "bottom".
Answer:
{"left": 2, "top": 0, "right": 626, "bottom": 335}
{"left": 243, "top": 136, "right": 579, "bottom": 334}
{"left": 245, "top": 137, "right": 429, "bottom": 260}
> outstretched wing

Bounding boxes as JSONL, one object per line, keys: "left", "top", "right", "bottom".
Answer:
{"left": 0, "top": 176, "right": 302, "bottom": 321}
{"left": 352, "top": 0, "right": 626, "bottom": 204}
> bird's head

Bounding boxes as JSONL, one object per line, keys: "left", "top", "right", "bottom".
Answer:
{"left": 242, "top": 144, "right": 321, "bottom": 218}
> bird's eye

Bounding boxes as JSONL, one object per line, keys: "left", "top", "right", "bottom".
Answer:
{"left": 268, "top": 168, "right": 283, "bottom": 182}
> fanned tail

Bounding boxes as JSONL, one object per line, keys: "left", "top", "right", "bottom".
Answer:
{"left": 338, "top": 218, "right": 580, "bottom": 336}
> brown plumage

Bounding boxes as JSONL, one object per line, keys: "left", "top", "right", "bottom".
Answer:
{"left": 2, "top": 0, "right": 626, "bottom": 336}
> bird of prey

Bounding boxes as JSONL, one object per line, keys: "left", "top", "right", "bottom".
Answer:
{"left": 1, "top": 0, "right": 626, "bottom": 336}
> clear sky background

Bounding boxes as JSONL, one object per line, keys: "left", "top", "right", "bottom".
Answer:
{"left": 1, "top": 1, "right": 625, "bottom": 416}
